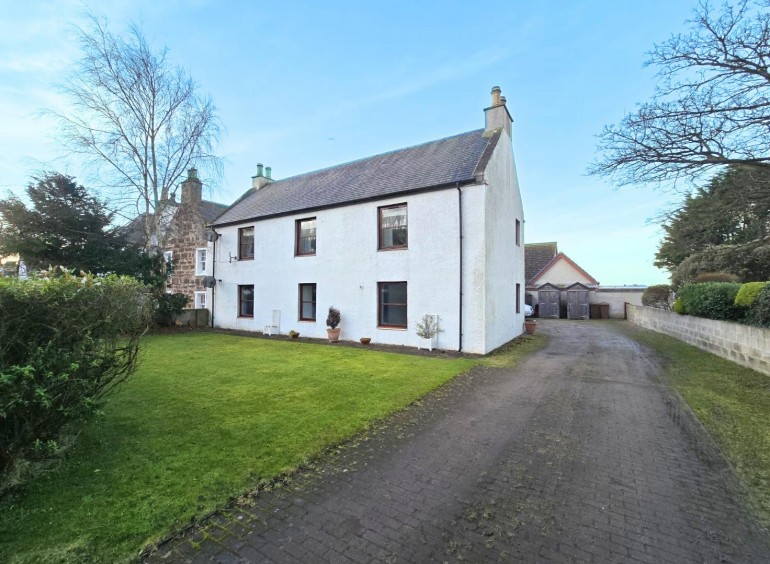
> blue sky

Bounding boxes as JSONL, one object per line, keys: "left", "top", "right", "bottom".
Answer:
{"left": 1, "top": 1, "right": 704, "bottom": 285}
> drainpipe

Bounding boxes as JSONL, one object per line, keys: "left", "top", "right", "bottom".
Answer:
{"left": 457, "top": 182, "right": 463, "bottom": 352}
{"left": 211, "top": 227, "right": 218, "bottom": 328}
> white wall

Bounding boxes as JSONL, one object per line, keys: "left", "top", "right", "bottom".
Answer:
{"left": 536, "top": 258, "right": 594, "bottom": 287}
{"left": 483, "top": 129, "right": 525, "bottom": 351}
{"left": 211, "top": 189, "right": 476, "bottom": 350}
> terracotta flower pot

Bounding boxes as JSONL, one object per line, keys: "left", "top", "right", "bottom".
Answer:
{"left": 360, "top": 337, "right": 371, "bottom": 345}
{"left": 327, "top": 328, "right": 341, "bottom": 342}
{"left": 524, "top": 320, "right": 537, "bottom": 335}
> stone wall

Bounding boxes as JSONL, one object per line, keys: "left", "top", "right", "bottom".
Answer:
{"left": 165, "top": 202, "right": 206, "bottom": 304}
{"left": 627, "top": 304, "right": 770, "bottom": 376}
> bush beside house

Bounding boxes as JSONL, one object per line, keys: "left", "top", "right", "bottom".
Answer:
{"left": 0, "top": 269, "right": 151, "bottom": 492}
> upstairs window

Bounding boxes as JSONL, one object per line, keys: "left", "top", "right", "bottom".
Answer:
{"left": 239, "top": 227, "right": 254, "bottom": 260}
{"left": 238, "top": 285, "right": 254, "bottom": 317}
{"left": 378, "top": 204, "right": 407, "bottom": 250}
{"left": 295, "top": 218, "right": 317, "bottom": 256}
{"left": 378, "top": 282, "right": 407, "bottom": 328}
{"left": 299, "top": 283, "right": 317, "bottom": 321}
{"left": 195, "top": 248, "right": 207, "bottom": 275}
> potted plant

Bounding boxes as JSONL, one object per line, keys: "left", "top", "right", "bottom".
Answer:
{"left": 326, "top": 306, "right": 341, "bottom": 342}
{"left": 289, "top": 329, "right": 300, "bottom": 339}
{"left": 416, "top": 314, "right": 442, "bottom": 351}
{"left": 360, "top": 337, "right": 371, "bottom": 345}
{"left": 524, "top": 318, "right": 537, "bottom": 335}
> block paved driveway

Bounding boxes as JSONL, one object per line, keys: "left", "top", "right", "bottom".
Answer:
{"left": 149, "top": 320, "right": 770, "bottom": 563}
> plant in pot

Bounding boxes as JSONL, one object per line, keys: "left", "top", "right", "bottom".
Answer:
{"left": 326, "top": 306, "right": 341, "bottom": 342}
{"left": 524, "top": 317, "right": 537, "bottom": 335}
{"left": 416, "top": 314, "right": 442, "bottom": 351}
{"left": 359, "top": 337, "right": 371, "bottom": 345}
{"left": 289, "top": 329, "right": 300, "bottom": 339}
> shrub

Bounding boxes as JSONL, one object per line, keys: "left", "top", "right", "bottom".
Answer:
{"left": 642, "top": 285, "right": 673, "bottom": 310}
{"left": 0, "top": 269, "right": 151, "bottom": 490}
{"left": 749, "top": 284, "right": 770, "bottom": 327}
{"left": 676, "top": 282, "right": 743, "bottom": 320}
{"left": 734, "top": 281, "right": 769, "bottom": 308}
{"left": 326, "top": 306, "right": 341, "bottom": 329}
{"left": 154, "top": 292, "right": 189, "bottom": 326}
{"left": 673, "top": 298, "right": 685, "bottom": 314}
{"left": 693, "top": 271, "right": 741, "bottom": 283}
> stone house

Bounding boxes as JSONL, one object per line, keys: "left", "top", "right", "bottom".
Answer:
{"left": 202, "top": 87, "right": 526, "bottom": 354}
{"left": 123, "top": 169, "right": 227, "bottom": 307}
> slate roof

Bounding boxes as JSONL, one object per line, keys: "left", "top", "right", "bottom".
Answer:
{"left": 121, "top": 200, "right": 228, "bottom": 245}
{"left": 525, "top": 242, "right": 558, "bottom": 284}
{"left": 212, "top": 128, "right": 500, "bottom": 227}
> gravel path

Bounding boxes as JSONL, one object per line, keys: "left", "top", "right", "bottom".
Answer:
{"left": 148, "top": 320, "right": 770, "bottom": 563}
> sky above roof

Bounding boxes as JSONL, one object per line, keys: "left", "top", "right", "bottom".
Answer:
{"left": 1, "top": 0, "right": 703, "bottom": 285}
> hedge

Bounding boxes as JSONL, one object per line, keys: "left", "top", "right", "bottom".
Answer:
{"left": 750, "top": 284, "right": 770, "bottom": 327}
{"left": 734, "top": 282, "right": 769, "bottom": 308}
{"left": 676, "top": 282, "right": 743, "bottom": 321}
{"left": 0, "top": 269, "right": 151, "bottom": 491}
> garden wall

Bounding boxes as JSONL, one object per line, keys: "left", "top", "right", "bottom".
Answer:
{"left": 627, "top": 304, "right": 770, "bottom": 376}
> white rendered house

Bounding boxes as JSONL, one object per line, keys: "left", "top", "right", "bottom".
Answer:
{"left": 205, "top": 87, "right": 525, "bottom": 354}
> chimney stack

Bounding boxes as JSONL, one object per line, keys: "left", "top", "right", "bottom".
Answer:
{"left": 484, "top": 86, "right": 512, "bottom": 138}
{"left": 251, "top": 162, "right": 274, "bottom": 190}
{"left": 180, "top": 167, "right": 202, "bottom": 204}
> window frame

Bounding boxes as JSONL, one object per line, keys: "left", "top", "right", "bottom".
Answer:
{"left": 238, "top": 227, "right": 255, "bottom": 260}
{"left": 194, "top": 290, "right": 207, "bottom": 309}
{"left": 377, "top": 281, "right": 408, "bottom": 329}
{"left": 516, "top": 283, "right": 521, "bottom": 314}
{"left": 515, "top": 219, "right": 521, "bottom": 246}
{"left": 195, "top": 248, "right": 207, "bottom": 276}
{"left": 295, "top": 217, "right": 317, "bottom": 257}
{"left": 377, "top": 203, "right": 408, "bottom": 251}
{"left": 238, "top": 284, "right": 254, "bottom": 318}
{"left": 298, "top": 283, "right": 317, "bottom": 321}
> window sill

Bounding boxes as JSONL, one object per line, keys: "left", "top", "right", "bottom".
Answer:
{"left": 377, "top": 326, "right": 407, "bottom": 331}
{"left": 298, "top": 319, "right": 316, "bottom": 323}
{"left": 237, "top": 315, "right": 254, "bottom": 319}
{"left": 377, "top": 247, "right": 408, "bottom": 252}
{"left": 238, "top": 257, "right": 255, "bottom": 261}
{"left": 294, "top": 254, "right": 316, "bottom": 258}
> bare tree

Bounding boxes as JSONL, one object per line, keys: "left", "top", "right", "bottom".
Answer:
{"left": 51, "top": 15, "right": 222, "bottom": 252}
{"left": 590, "top": 1, "right": 770, "bottom": 188}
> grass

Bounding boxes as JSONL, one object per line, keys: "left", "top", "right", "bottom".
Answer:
{"left": 622, "top": 324, "right": 770, "bottom": 529}
{"left": 0, "top": 332, "right": 489, "bottom": 563}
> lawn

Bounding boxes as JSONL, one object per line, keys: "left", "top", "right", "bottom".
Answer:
{"left": 0, "top": 332, "right": 478, "bottom": 563}
{"left": 622, "top": 324, "right": 770, "bottom": 529}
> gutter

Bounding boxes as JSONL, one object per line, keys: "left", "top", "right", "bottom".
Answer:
{"left": 457, "top": 182, "right": 463, "bottom": 352}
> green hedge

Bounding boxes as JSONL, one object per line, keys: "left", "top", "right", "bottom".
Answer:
{"left": 676, "top": 282, "right": 743, "bottom": 321}
{"left": 0, "top": 269, "right": 151, "bottom": 490}
{"left": 750, "top": 285, "right": 770, "bottom": 327}
{"left": 642, "top": 284, "right": 672, "bottom": 309}
{"left": 735, "top": 282, "right": 769, "bottom": 308}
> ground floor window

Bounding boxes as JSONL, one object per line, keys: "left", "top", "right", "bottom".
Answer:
{"left": 194, "top": 291, "right": 206, "bottom": 309}
{"left": 299, "top": 283, "right": 316, "bottom": 321}
{"left": 378, "top": 282, "right": 407, "bottom": 328}
{"left": 516, "top": 283, "right": 521, "bottom": 314}
{"left": 238, "top": 285, "right": 254, "bottom": 317}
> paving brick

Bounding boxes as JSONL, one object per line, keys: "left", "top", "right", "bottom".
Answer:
{"left": 145, "top": 320, "right": 770, "bottom": 563}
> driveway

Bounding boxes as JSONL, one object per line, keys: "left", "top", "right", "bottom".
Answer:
{"left": 149, "top": 320, "right": 770, "bottom": 563}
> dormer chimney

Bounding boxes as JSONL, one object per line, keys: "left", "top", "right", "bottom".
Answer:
{"left": 484, "top": 86, "right": 513, "bottom": 138}
{"left": 251, "top": 162, "right": 274, "bottom": 190}
{"left": 180, "top": 167, "right": 202, "bottom": 204}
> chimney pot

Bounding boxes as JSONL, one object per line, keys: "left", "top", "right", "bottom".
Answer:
{"left": 491, "top": 86, "right": 502, "bottom": 106}
{"left": 265, "top": 166, "right": 272, "bottom": 180}
{"left": 256, "top": 163, "right": 264, "bottom": 177}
